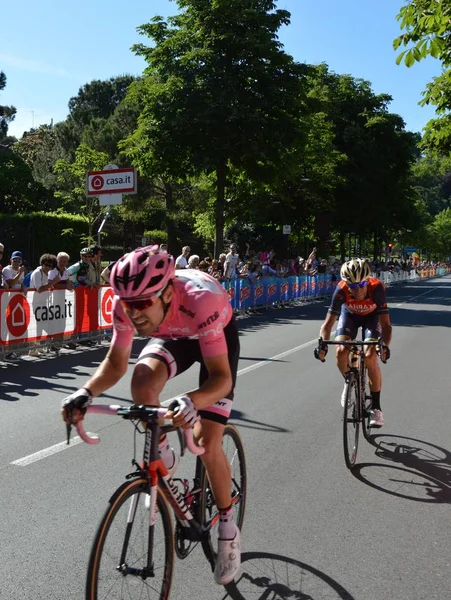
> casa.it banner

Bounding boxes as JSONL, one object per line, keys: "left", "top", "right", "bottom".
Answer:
{"left": 0, "top": 286, "right": 114, "bottom": 346}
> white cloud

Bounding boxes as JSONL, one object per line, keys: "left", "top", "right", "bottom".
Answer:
{"left": 0, "top": 53, "right": 79, "bottom": 79}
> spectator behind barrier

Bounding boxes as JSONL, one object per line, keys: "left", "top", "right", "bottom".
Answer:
{"left": 101, "top": 261, "right": 117, "bottom": 284}
{"left": 224, "top": 244, "right": 239, "bottom": 280}
{"left": 48, "top": 252, "right": 75, "bottom": 290}
{"left": 30, "top": 254, "right": 57, "bottom": 292}
{"left": 68, "top": 248, "right": 97, "bottom": 287}
{"left": 175, "top": 246, "right": 190, "bottom": 269}
{"left": 3, "top": 251, "right": 26, "bottom": 293}
{"left": 188, "top": 254, "right": 200, "bottom": 269}
{"left": 89, "top": 245, "right": 102, "bottom": 285}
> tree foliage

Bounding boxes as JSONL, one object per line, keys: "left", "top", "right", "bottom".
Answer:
{"left": 0, "top": 72, "right": 16, "bottom": 142}
{"left": 124, "top": 0, "right": 310, "bottom": 254}
{"left": 394, "top": 0, "right": 451, "bottom": 152}
{"left": 54, "top": 144, "right": 110, "bottom": 238}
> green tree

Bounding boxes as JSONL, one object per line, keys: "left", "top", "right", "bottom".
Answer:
{"left": 68, "top": 75, "right": 136, "bottom": 129}
{"left": 54, "top": 144, "right": 109, "bottom": 240}
{"left": 0, "top": 72, "right": 16, "bottom": 142}
{"left": 0, "top": 150, "right": 48, "bottom": 213}
{"left": 410, "top": 153, "right": 451, "bottom": 215}
{"left": 427, "top": 207, "right": 451, "bottom": 258}
{"left": 394, "top": 0, "right": 451, "bottom": 152}
{"left": 125, "top": 0, "right": 309, "bottom": 256}
{"left": 309, "top": 66, "right": 418, "bottom": 259}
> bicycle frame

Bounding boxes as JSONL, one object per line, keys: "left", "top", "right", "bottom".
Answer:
{"left": 73, "top": 404, "right": 227, "bottom": 571}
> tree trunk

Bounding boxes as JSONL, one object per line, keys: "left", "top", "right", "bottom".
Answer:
{"left": 163, "top": 181, "right": 177, "bottom": 253}
{"left": 214, "top": 160, "right": 226, "bottom": 258}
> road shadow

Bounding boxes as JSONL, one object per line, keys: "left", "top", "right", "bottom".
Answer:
{"left": 222, "top": 552, "right": 354, "bottom": 600}
{"left": 0, "top": 340, "right": 150, "bottom": 403}
{"left": 389, "top": 306, "right": 451, "bottom": 328}
{"left": 351, "top": 434, "right": 451, "bottom": 503}
{"left": 230, "top": 409, "right": 290, "bottom": 433}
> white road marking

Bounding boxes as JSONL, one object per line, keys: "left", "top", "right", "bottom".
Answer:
{"left": 237, "top": 339, "right": 317, "bottom": 376}
{"left": 11, "top": 437, "right": 83, "bottom": 466}
{"left": 394, "top": 280, "right": 448, "bottom": 307}
{"left": 12, "top": 276, "right": 450, "bottom": 466}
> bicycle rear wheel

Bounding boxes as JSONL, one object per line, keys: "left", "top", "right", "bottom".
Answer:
{"left": 196, "top": 423, "right": 247, "bottom": 565}
{"left": 343, "top": 372, "right": 360, "bottom": 469}
{"left": 86, "top": 478, "right": 174, "bottom": 600}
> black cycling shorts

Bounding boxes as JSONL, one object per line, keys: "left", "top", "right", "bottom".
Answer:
{"left": 336, "top": 310, "right": 381, "bottom": 341}
{"left": 137, "top": 316, "right": 240, "bottom": 424}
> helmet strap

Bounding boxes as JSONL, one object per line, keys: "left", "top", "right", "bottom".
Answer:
{"left": 159, "top": 282, "right": 173, "bottom": 319}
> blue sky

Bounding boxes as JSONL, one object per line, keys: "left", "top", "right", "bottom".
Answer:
{"left": 1, "top": 0, "right": 441, "bottom": 139}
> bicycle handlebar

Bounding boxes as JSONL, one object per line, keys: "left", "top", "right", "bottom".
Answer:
{"left": 318, "top": 337, "right": 383, "bottom": 347}
{"left": 74, "top": 404, "right": 205, "bottom": 456}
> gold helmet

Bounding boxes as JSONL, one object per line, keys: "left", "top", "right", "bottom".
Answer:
{"left": 340, "top": 259, "right": 371, "bottom": 284}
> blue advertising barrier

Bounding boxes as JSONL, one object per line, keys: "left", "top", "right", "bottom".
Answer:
{"left": 222, "top": 274, "right": 334, "bottom": 313}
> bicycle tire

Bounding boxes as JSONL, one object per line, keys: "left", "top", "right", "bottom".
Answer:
{"left": 86, "top": 478, "right": 174, "bottom": 600}
{"left": 361, "top": 394, "right": 372, "bottom": 441}
{"left": 343, "top": 372, "right": 359, "bottom": 469}
{"left": 196, "top": 423, "right": 247, "bottom": 565}
{"left": 360, "top": 365, "right": 372, "bottom": 442}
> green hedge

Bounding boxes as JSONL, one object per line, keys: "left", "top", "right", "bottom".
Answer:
{"left": 0, "top": 212, "right": 90, "bottom": 268}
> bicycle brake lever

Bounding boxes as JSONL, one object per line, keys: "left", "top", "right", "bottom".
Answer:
{"left": 66, "top": 423, "right": 72, "bottom": 445}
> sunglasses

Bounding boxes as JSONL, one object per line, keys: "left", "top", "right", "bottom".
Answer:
{"left": 43, "top": 262, "right": 53, "bottom": 267}
{"left": 348, "top": 280, "right": 368, "bottom": 290}
{"left": 119, "top": 288, "right": 164, "bottom": 312}
{"left": 12, "top": 258, "right": 22, "bottom": 263}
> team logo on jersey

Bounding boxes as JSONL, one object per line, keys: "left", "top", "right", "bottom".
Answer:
{"left": 198, "top": 311, "right": 220, "bottom": 330}
{"left": 179, "top": 305, "right": 195, "bottom": 318}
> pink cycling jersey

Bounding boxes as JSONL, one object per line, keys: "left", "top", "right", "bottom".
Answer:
{"left": 111, "top": 270, "right": 233, "bottom": 357}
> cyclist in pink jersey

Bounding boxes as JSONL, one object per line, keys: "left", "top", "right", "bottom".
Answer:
{"left": 62, "top": 245, "right": 241, "bottom": 585}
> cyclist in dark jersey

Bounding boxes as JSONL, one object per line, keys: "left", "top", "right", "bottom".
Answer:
{"left": 315, "top": 258, "right": 392, "bottom": 427}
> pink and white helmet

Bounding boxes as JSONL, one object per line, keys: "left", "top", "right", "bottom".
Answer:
{"left": 110, "top": 245, "right": 175, "bottom": 299}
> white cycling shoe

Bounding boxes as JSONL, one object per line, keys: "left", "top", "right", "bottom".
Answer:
{"left": 369, "top": 409, "right": 384, "bottom": 428}
{"left": 214, "top": 524, "right": 241, "bottom": 585}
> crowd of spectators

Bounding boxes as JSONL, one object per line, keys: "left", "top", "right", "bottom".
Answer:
{"left": 0, "top": 239, "right": 448, "bottom": 361}
{"left": 0, "top": 244, "right": 107, "bottom": 292}
{"left": 0, "top": 240, "right": 447, "bottom": 294}
{"left": 172, "top": 244, "right": 447, "bottom": 283}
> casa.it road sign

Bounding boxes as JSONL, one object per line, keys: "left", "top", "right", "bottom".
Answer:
{"left": 86, "top": 167, "right": 137, "bottom": 196}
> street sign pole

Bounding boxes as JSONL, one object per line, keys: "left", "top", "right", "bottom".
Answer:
{"left": 86, "top": 164, "right": 138, "bottom": 246}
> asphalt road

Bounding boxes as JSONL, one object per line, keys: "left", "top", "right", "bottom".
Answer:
{"left": 1, "top": 276, "right": 450, "bottom": 600}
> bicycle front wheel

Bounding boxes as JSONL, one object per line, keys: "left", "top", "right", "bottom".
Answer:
{"left": 86, "top": 479, "right": 174, "bottom": 600}
{"left": 343, "top": 372, "right": 360, "bottom": 469}
{"left": 197, "top": 423, "right": 247, "bottom": 564}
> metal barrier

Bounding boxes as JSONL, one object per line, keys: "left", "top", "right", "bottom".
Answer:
{"left": 0, "top": 286, "right": 114, "bottom": 360}
{"left": 1, "top": 268, "right": 449, "bottom": 360}
{"left": 221, "top": 274, "right": 336, "bottom": 316}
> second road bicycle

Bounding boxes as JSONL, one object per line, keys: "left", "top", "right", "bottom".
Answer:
{"left": 318, "top": 336, "right": 386, "bottom": 469}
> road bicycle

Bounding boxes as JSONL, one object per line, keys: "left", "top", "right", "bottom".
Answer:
{"left": 318, "top": 337, "right": 385, "bottom": 469}
{"left": 70, "top": 403, "right": 247, "bottom": 600}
